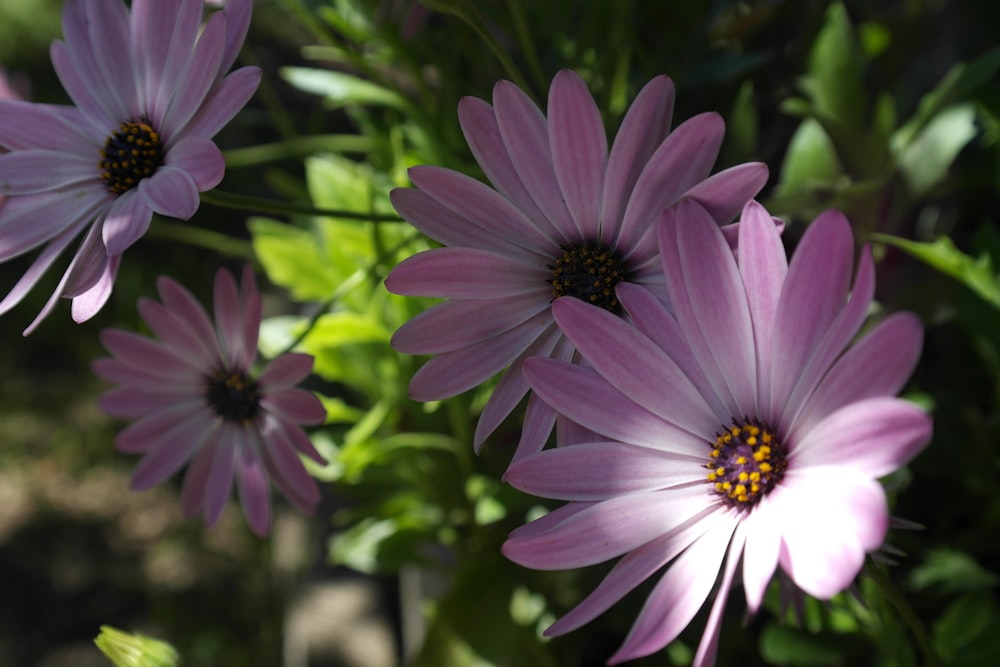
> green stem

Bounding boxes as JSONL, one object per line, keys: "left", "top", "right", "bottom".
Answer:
{"left": 505, "top": 0, "right": 548, "bottom": 94}
{"left": 223, "top": 135, "right": 374, "bottom": 167}
{"left": 864, "top": 563, "right": 941, "bottom": 667}
{"left": 200, "top": 189, "right": 404, "bottom": 222}
{"left": 147, "top": 219, "right": 256, "bottom": 259}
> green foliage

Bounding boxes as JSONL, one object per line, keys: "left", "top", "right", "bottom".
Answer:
{"left": 94, "top": 626, "right": 179, "bottom": 667}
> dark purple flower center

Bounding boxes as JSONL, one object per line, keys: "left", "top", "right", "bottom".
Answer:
{"left": 549, "top": 242, "right": 629, "bottom": 312}
{"left": 99, "top": 119, "right": 163, "bottom": 195}
{"left": 706, "top": 420, "right": 786, "bottom": 510}
{"left": 206, "top": 369, "right": 260, "bottom": 422}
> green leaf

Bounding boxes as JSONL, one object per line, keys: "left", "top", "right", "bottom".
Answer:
{"left": 759, "top": 624, "right": 846, "bottom": 666}
{"left": 932, "top": 593, "right": 996, "bottom": 660}
{"left": 774, "top": 118, "right": 843, "bottom": 196}
{"left": 909, "top": 549, "right": 1000, "bottom": 594}
{"left": 281, "top": 67, "right": 412, "bottom": 111}
{"left": 249, "top": 217, "right": 340, "bottom": 301}
{"left": 895, "top": 104, "right": 977, "bottom": 197}
{"left": 800, "top": 2, "right": 867, "bottom": 134}
{"left": 872, "top": 233, "right": 1000, "bottom": 309}
{"left": 95, "top": 626, "right": 179, "bottom": 667}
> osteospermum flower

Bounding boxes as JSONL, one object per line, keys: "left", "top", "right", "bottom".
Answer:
{"left": 503, "top": 199, "right": 932, "bottom": 664}
{"left": 0, "top": 0, "right": 260, "bottom": 333}
{"left": 386, "top": 70, "right": 768, "bottom": 458}
{"left": 93, "top": 266, "right": 327, "bottom": 537}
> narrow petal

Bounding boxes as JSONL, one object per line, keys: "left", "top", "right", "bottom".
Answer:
{"left": 524, "top": 357, "right": 708, "bottom": 458}
{"left": 391, "top": 294, "right": 548, "bottom": 355}
{"left": 175, "top": 66, "right": 261, "bottom": 139}
{"left": 203, "top": 427, "right": 240, "bottom": 525}
{"left": 618, "top": 112, "right": 725, "bottom": 252}
{"left": 116, "top": 403, "right": 211, "bottom": 454}
{"left": 776, "top": 470, "right": 888, "bottom": 599}
{"left": 457, "top": 96, "right": 552, "bottom": 238}
{"left": 213, "top": 266, "right": 242, "bottom": 367}
{"left": 138, "top": 297, "right": 219, "bottom": 369}
{"left": 409, "top": 165, "right": 557, "bottom": 254}
{"left": 150, "top": 0, "right": 204, "bottom": 125}
{"left": 736, "top": 200, "right": 788, "bottom": 414}
{"left": 236, "top": 433, "right": 272, "bottom": 537}
{"left": 502, "top": 485, "right": 715, "bottom": 570}
{"left": 84, "top": 0, "right": 137, "bottom": 119}
{"left": 548, "top": 70, "right": 607, "bottom": 235}
{"left": 0, "top": 188, "right": 108, "bottom": 262}
{"left": 159, "top": 11, "right": 227, "bottom": 140}
{"left": 70, "top": 253, "right": 120, "bottom": 323}
{"left": 0, "top": 100, "right": 95, "bottom": 152}
{"left": 130, "top": 410, "right": 215, "bottom": 491}
{"left": 385, "top": 247, "right": 549, "bottom": 298}
{"left": 741, "top": 495, "right": 783, "bottom": 613}
{"left": 0, "top": 150, "right": 98, "bottom": 195}
{"left": 100, "top": 388, "right": 199, "bottom": 419}
{"left": 600, "top": 75, "right": 674, "bottom": 243}
{"left": 260, "top": 388, "right": 326, "bottom": 426}
{"left": 407, "top": 314, "right": 547, "bottom": 401}
{"left": 551, "top": 294, "right": 718, "bottom": 436}
{"left": 691, "top": 521, "right": 748, "bottom": 667}
{"left": 100, "top": 328, "right": 202, "bottom": 375}
{"left": 49, "top": 40, "right": 117, "bottom": 138}
{"left": 682, "top": 162, "right": 770, "bottom": 224}
{"left": 546, "top": 509, "right": 722, "bottom": 636}
{"left": 790, "top": 312, "right": 922, "bottom": 440}
{"left": 790, "top": 397, "right": 932, "bottom": 477}
{"left": 493, "top": 79, "right": 578, "bottom": 239}
{"left": 609, "top": 516, "right": 738, "bottom": 665}
{"left": 259, "top": 353, "right": 315, "bottom": 390}
{"left": 102, "top": 191, "right": 154, "bottom": 256}
{"left": 139, "top": 165, "right": 200, "bottom": 220}
{"left": 164, "top": 136, "right": 225, "bottom": 191}
{"left": 505, "top": 443, "right": 705, "bottom": 501}
{"left": 260, "top": 422, "right": 322, "bottom": 514}
{"left": 665, "top": 199, "right": 757, "bottom": 418}
{"left": 181, "top": 439, "right": 217, "bottom": 518}
{"left": 219, "top": 0, "right": 253, "bottom": 74}
{"left": 768, "top": 209, "right": 855, "bottom": 413}
{"left": 157, "top": 275, "right": 222, "bottom": 358}
{"left": 781, "top": 246, "right": 877, "bottom": 432}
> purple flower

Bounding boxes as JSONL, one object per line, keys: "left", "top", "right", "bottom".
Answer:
{"left": 503, "top": 200, "right": 932, "bottom": 665}
{"left": 93, "top": 266, "right": 327, "bottom": 537}
{"left": 385, "top": 70, "right": 768, "bottom": 459}
{"left": 0, "top": 0, "right": 260, "bottom": 333}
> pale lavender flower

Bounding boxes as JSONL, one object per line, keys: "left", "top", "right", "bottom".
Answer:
{"left": 0, "top": 0, "right": 259, "bottom": 333}
{"left": 93, "top": 266, "right": 327, "bottom": 537}
{"left": 503, "top": 200, "right": 932, "bottom": 664}
{"left": 386, "top": 70, "right": 768, "bottom": 459}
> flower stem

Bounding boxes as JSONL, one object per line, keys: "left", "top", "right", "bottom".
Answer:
{"left": 147, "top": 218, "right": 255, "bottom": 258}
{"left": 200, "top": 189, "right": 404, "bottom": 222}
{"left": 223, "top": 135, "right": 373, "bottom": 167}
{"left": 864, "top": 563, "right": 941, "bottom": 667}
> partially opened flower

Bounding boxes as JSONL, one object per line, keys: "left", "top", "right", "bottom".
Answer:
{"left": 0, "top": 0, "right": 259, "bottom": 332}
{"left": 503, "top": 200, "right": 932, "bottom": 664}
{"left": 386, "top": 69, "right": 768, "bottom": 459}
{"left": 93, "top": 266, "right": 327, "bottom": 537}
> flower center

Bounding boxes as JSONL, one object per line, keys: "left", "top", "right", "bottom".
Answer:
{"left": 705, "top": 420, "right": 786, "bottom": 510}
{"left": 548, "top": 242, "right": 629, "bottom": 312}
{"left": 205, "top": 370, "right": 260, "bottom": 422}
{"left": 99, "top": 119, "right": 164, "bottom": 195}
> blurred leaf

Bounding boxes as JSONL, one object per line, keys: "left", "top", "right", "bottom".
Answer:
{"left": 759, "top": 624, "right": 845, "bottom": 666}
{"left": 895, "top": 104, "right": 977, "bottom": 197}
{"left": 932, "top": 592, "right": 997, "bottom": 661}
{"left": 281, "top": 67, "right": 412, "bottom": 111}
{"left": 873, "top": 234, "right": 1000, "bottom": 309}
{"left": 725, "top": 79, "right": 758, "bottom": 165}
{"left": 249, "top": 217, "right": 340, "bottom": 301}
{"left": 909, "top": 549, "right": 999, "bottom": 593}
{"left": 799, "top": 2, "right": 867, "bottom": 134}
{"left": 328, "top": 517, "right": 400, "bottom": 574}
{"left": 95, "top": 626, "right": 179, "bottom": 667}
{"left": 774, "top": 117, "right": 843, "bottom": 196}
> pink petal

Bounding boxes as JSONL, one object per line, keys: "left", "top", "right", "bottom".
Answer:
{"left": 551, "top": 296, "right": 718, "bottom": 436}
{"left": 492, "top": 78, "right": 578, "bottom": 239}
{"left": 407, "top": 315, "right": 547, "bottom": 401}
{"left": 149, "top": 0, "right": 204, "bottom": 125}
{"left": 548, "top": 70, "right": 607, "bottom": 236}
{"left": 691, "top": 521, "right": 748, "bottom": 667}
{"left": 84, "top": 0, "right": 137, "bottom": 119}
{"left": 523, "top": 357, "right": 708, "bottom": 457}
{"left": 99, "top": 388, "right": 197, "bottom": 419}
{"left": 70, "top": 253, "right": 120, "bottom": 323}
{"left": 741, "top": 495, "right": 783, "bottom": 613}
{"left": 609, "top": 517, "right": 738, "bottom": 664}
{"left": 159, "top": 11, "right": 227, "bottom": 140}
{"left": 502, "top": 484, "right": 715, "bottom": 570}
{"left": 0, "top": 100, "right": 96, "bottom": 152}
{"left": 736, "top": 200, "right": 788, "bottom": 413}
{"left": 0, "top": 150, "right": 98, "bottom": 195}
{"left": 139, "top": 165, "right": 200, "bottom": 220}
{"left": 259, "top": 353, "right": 315, "bottom": 390}
{"left": 157, "top": 275, "right": 222, "bottom": 356}
{"left": 457, "top": 96, "right": 552, "bottom": 238}
{"left": 682, "top": 162, "right": 770, "bottom": 225}
{"left": 137, "top": 297, "right": 220, "bottom": 369}
{"left": 618, "top": 112, "right": 724, "bottom": 252}
{"left": 391, "top": 186, "right": 528, "bottom": 252}
{"left": 600, "top": 75, "right": 674, "bottom": 244}
{"left": 219, "top": 0, "right": 253, "bottom": 74}
{"left": 176, "top": 66, "right": 261, "bottom": 139}
{"left": 203, "top": 426, "right": 240, "bottom": 525}
{"left": 236, "top": 434, "right": 272, "bottom": 537}
{"left": 390, "top": 294, "right": 548, "bottom": 355}
{"left": 56, "top": 2, "right": 124, "bottom": 130}
{"left": 100, "top": 328, "right": 202, "bottom": 375}
{"left": 261, "top": 419, "right": 322, "bottom": 513}
{"left": 260, "top": 388, "right": 326, "bottom": 425}
{"left": 116, "top": 403, "right": 211, "bottom": 454}
{"left": 213, "top": 266, "right": 243, "bottom": 367}
{"left": 768, "top": 209, "right": 854, "bottom": 413}
{"left": 129, "top": 409, "right": 216, "bottom": 491}
{"left": 181, "top": 439, "right": 217, "bottom": 518}
{"left": 775, "top": 469, "right": 888, "bottom": 599}
{"left": 164, "top": 136, "right": 225, "bottom": 190}
{"left": 505, "top": 442, "right": 704, "bottom": 501}
{"left": 101, "top": 191, "right": 154, "bottom": 256}
{"left": 789, "top": 312, "right": 923, "bottom": 440}
{"left": 790, "top": 397, "right": 932, "bottom": 477}
{"left": 385, "top": 247, "right": 550, "bottom": 298}
{"left": 0, "top": 188, "right": 108, "bottom": 262}
{"left": 408, "top": 165, "right": 557, "bottom": 255}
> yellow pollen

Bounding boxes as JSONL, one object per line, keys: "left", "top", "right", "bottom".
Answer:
{"left": 738, "top": 471, "right": 749, "bottom": 482}
{"left": 760, "top": 462, "right": 772, "bottom": 473}
{"left": 736, "top": 456, "right": 747, "bottom": 465}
